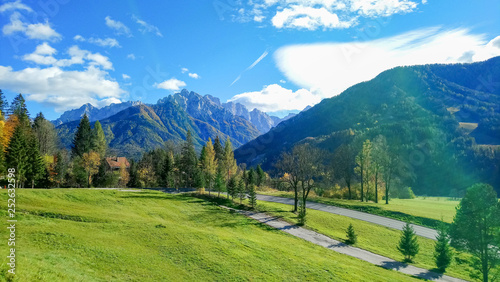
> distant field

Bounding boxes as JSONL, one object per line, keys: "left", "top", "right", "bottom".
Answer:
{"left": 0, "top": 189, "right": 420, "bottom": 281}
{"left": 261, "top": 191, "right": 459, "bottom": 223}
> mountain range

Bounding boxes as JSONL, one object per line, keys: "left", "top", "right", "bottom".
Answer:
{"left": 55, "top": 90, "right": 293, "bottom": 159}
{"left": 235, "top": 57, "right": 500, "bottom": 195}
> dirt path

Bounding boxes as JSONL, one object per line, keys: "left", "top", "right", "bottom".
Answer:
{"left": 229, "top": 207, "right": 466, "bottom": 282}
{"left": 257, "top": 194, "right": 439, "bottom": 240}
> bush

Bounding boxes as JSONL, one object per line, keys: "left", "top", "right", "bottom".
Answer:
{"left": 398, "top": 187, "right": 416, "bottom": 199}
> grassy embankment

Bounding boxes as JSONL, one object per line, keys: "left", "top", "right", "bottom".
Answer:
{"left": 260, "top": 190, "right": 460, "bottom": 227}
{"left": 0, "top": 189, "right": 420, "bottom": 282}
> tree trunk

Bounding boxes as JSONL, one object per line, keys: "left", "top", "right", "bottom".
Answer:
{"left": 385, "top": 182, "right": 389, "bottom": 204}
{"left": 482, "top": 255, "right": 488, "bottom": 282}
{"left": 347, "top": 181, "right": 351, "bottom": 200}
{"left": 374, "top": 172, "right": 378, "bottom": 203}
{"left": 293, "top": 185, "right": 298, "bottom": 212}
{"left": 360, "top": 167, "right": 364, "bottom": 202}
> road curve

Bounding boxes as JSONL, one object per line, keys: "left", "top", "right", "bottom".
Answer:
{"left": 256, "top": 194, "right": 439, "bottom": 240}
{"left": 231, "top": 208, "right": 465, "bottom": 282}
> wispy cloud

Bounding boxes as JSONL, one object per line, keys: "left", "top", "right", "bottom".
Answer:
{"left": 188, "top": 73, "right": 200, "bottom": 79}
{"left": 132, "top": 15, "right": 163, "bottom": 37}
{"left": 105, "top": 16, "right": 131, "bottom": 36}
{"left": 73, "top": 35, "right": 121, "bottom": 48}
{"left": 2, "top": 11, "right": 61, "bottom": 41}
{"left": 274, "top": 27, "right": 500, "bottom": 98}
{"left": 127, "top": 53, "right": 136, "bottom": 60}
{"left": 230, "top": 50, "right": 268, "bottom": 86}
{"left": 0, "top": 0, "right": 32, "bottom": 13}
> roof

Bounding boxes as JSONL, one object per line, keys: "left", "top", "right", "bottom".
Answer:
{"left": 105, "top": 157, "right": 130, "bottom": 169}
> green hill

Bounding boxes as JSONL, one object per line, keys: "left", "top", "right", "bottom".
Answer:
{"left": 235, "top": 57, "right": 500, "bottom": 195}
{"left": 0, "top": 189, "right": 419, "bottom": 281}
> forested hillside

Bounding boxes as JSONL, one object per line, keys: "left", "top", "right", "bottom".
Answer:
{"left": 235, "top": 57, "right": 500, "bottom": 196}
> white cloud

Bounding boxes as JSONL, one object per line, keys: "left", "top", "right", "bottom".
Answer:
{"left": 280, "top": 79, "right": 286, "bottom": 84}
{"left": 22, "top": 43, "right": 113, "bottom": 70}
{"left": 233, "top": 0, "right": 420, "bottom": 30}
{"left": 132, "top": 15, "right": 163, "bottom": 37}
{"left": 154, "top": 78, "right": 186, "bottom": 91}
{"left": 127, "top": 53, "right": 136, "bottom": 60}
{"left": 272, "top": 6, "right": 353, "bottom": 30}
{"left": 188, "top": 73, "right": 200, "bottom": 79}
{"left": 274, "top": 27, "right": 500, "bottom": 98}
{"left": 74, "top": 34, "right": 85, "bottom": 41}
{"left": 228, "top": 84, "right": 321, "bottom": 112}
{"left": 72, "top": 35, "right": 121, "bottom": 48}
{"left": 105, "top": 16, "right": 131, "bottom": 36}
{"left": 0, "top": 65, "right": 125, "bottom": 112}
{"left": 181, "top": 67, "right": 189, "bottom": 73}
{"left": 2, "top": 12, "right": 61, "bottom": 41}
{"left": 122, "top": 74, "right": 131, "bottom": 80}
{"left": 0, "top": 0, "right": 32, "bottom": 13}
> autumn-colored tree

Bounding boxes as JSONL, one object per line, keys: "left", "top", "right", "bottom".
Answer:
{"left": 81, "top": 151, "right": 101, "bottom": 187}
{"left": 222, "top": 137, "right": 237, "bottom": 186}
{"left": 201, "top": 138, "right": 217, "bottom": 195}
{"left": 119, "top": 163, "right": 130, "bottom": 187}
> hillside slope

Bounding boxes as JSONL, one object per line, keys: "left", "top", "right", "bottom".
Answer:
{"left": 235, "top": 57, "right": 500, "bottom": 195}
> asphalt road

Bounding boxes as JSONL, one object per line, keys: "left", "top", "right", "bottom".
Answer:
{"left": 256, "top": 194, "right": 439, "bottom": 240}
{"left": 229, "top": 208, "right": 465, "bottom": 282}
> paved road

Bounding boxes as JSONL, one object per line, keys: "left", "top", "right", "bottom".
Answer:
{"left": 227, "top": 208, "right": 464, "bottom": 282}
{"left": 256, "top": 194, "right": 439, "bottom": 240}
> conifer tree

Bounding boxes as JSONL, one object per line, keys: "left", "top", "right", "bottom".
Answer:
{"left": 92, "top": 120, "right": 107, "bottom": 158}
{"left": 180, "top": 130, "right": 198, "bottom": 187}
{"left": 9, "top": 94, "right": 29, "bottom": 124}
{"left": 127, "top": 160, "right": 141, "bottom": 188}
{"left": 25, "top": 134, "right": 45, "bottom": 188}
{"left": 256, "top": 164, "right": 265, "bottom": 187}
{"left": 214, "top": 170, "right": 226, "bottom": 197}
{"left": 72, "top": 114, "right": 93, "bottom": 158}
{"left": 6, "top": 124, "right": 28, "bottom": 187}
{"left": 227, "top": 175, "right": 237, "bottom": 200}
{"left": 201, "top": 138, "right": 217, "bottom": 195}
{"left": 223, "top": 137, "right": 237, "bottom": 185}
{"left": 247, "top": 183, "right": 257, "bottom": 209}
{"left": 237, "top": 178, "right": 246, "bottom": 204}
{"left": 213, "top": 135, "right": 224, "bottom": 161}
{"left": 397, "top": 222, "right": 420, "bottom": 262}
{"left": 32, "top": 112, "right": 58, "bottom": 156}
{"left": 161, "top": 151, "right": 174, "bottom": 187}
{"left": 54, "top": 151, "right": 67, "bottom": 188}
{"left": 248, "top": 168, "right": 255, "bottom": 186}
{"left": 434, "top": 224, "right": 453, "bottom": 272}
{"left": 0, "top": 89, "right": 8, "bottom": 115}
{"left": 346, "top": 223, "right": 358, "bottom": 244}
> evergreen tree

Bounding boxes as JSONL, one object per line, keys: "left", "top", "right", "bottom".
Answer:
{"left": 161, "top": 151, "right": 175, "bottom": 187}
{"left": 201, "top": 138, "right": 218, "bottom": 195}
{"left": 180, "top": 130, "right": 198, "bottom": 187}
{"left": 248, "top": 168, "right": 255, "bottom": 186}
{"left": 346, "top": 223, "right": 358, "bottom": 244}
{"left": 214, "top": 170, "right": 226, "bottom": 197}
{"left": 256, "top": 164, "right": 265, "bottom": 187}
{"left": 223, "top": 137, "right": 237, "bottom": 185}
{"left": 237, "top": 178, "right": 246, "bottom": 204}
{"left": 127, "top": 160, "right": 141, "bottom": 188}
{"left": 226, "top": 175, "right": 237, "bottom": 200}
{"left": 247, "top": 183, "right": 257, "bottom": 209}
{"left": 213, "top": 135, "right": 224, "bottom": 161}
{"left": 92, "top": 120, "right": 107, "bottom": 158}
{"left": 434, "top": 224, "right": 453, "bottom": 272}
{"left": 397, "top": 222, "right": 420, "bottom": 262}
{"left": 25, "top": 134, "right": 45, "bottom": 188}
{"left": 32, "top": 112, "right": 58, "bottom": 156}
{"left": 54, "top": 150, "right": 68, "bottom": 188}
{"left": 5, "top": 124, "right": 28, "bottom": 187}
{"left": 9, "top": 94, "right": 29, "bottom": 123}
{"left": 72, "top": 114, "right": 93, "bottom": 158}
{"left": 0, "top": 89, "right": 8, "bottom": 115}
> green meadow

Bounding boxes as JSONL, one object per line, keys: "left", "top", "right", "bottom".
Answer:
{"left": 0, "top": 189, "right": 420, "bottom": 282}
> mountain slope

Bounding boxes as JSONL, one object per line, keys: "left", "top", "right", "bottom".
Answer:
{"left": 235, "top": 57, "right": 500, "bottom": 195}
{"left": 52, "top": 101, "right": 142, "bottom": 125}
{"left": 57, "top": 90, "right": 261, "bottom": 159}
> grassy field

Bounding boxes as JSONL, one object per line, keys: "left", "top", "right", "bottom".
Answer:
{"left": 0, "top": 189, "right": 421, "bottom": 282}
{"left": 261, "top": 191, "right": 460, "bottom": 224}
{"left": 246, "top": 199, "right": 474, "bottom": 281}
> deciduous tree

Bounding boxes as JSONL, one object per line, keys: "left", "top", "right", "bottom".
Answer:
{"left": 81, "top": 151, "right": 101, "bottom": 187}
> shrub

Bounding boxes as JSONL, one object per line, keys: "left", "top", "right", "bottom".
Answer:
{"left": 346, "top": 223, "right": 357, "bottom": 244}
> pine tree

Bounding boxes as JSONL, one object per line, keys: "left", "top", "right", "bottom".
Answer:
{"left": 237, "top": 178, "right": 246, "bottom": 204}
{"left": 201, "top": 138, "right": 217, "bottom": 195}
{"left": 127, "top": 160, "right": 141, "bottom": 188}
{"left": 9, "top": 94, "right": 29, "bottom": 124}
{"left": 256, "top": 164, "right": 265, "bottom": 187}
{"left": 434, "top": 224, "right": 453, "bottom": 272}
{"left": 247, "top": 183, "right": 257, "bottom": 209}
{"left": 397, "top": 222, "right": 420, "bottom": 262}
{"left": 72, "top": 114, "right": 93, "bottom": 158}
{"left": 226, "top": 175, "right": 237, "bottom": 200}
{"left": 161, "top": 151, "right": 174, "bottom": 187}
{"left": 346, "top": 223, "right": 358, "bottom": 244}
{"left": 214, "top": 170, "right": 226, "bottom": 198}
{"left": 180, "top": 130, "right": 198, "bottom": 187}
{"left": 92, "top": 120, "right": 107, "bottom": 158}
{"left": 0, "top": 89, "right": 8, "bottom": 115}
{"left": 248, "top": 168, "right": 255, "bottom": 186}
{"left": 223, "top": 137, "right": 237, "bottom": 185}
{"left": 213, "top": 135, "right": 224, "bottom": 161}
{"left": 5, "top": 124, "right": 29, "bottom": 187}
{"left": 25, "top": 134, "right": 45, "bottom": 188}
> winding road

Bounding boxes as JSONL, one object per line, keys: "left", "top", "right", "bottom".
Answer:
{"left": 256, "top": 194, "right": 439, "bottom": 240}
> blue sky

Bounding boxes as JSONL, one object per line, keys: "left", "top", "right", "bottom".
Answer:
{"left": 0, "top": 0, "right": 499, "bottom": 120}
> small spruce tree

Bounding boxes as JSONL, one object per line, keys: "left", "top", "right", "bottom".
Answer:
{"left": 346, "top": 223, "right": 358, "bottom": 244}
{"left": 397, "top": 222, "right": 419, "bottom": 263}
{"left": 247, "top": 184, "right": 257, "bottom": 209}
{"left": 434, "top": 224, "right": 453, "bottom": 272}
